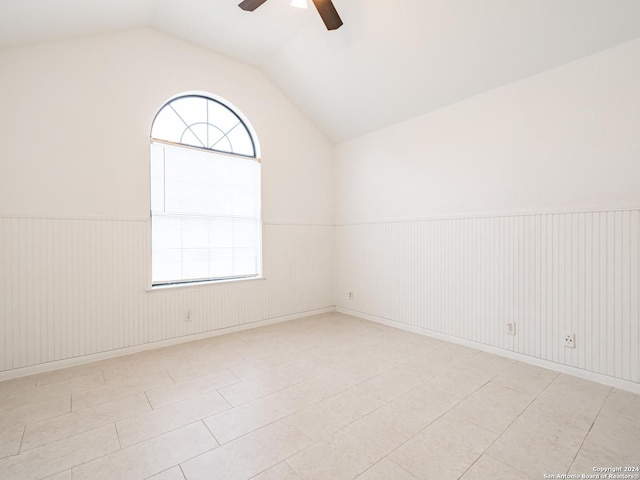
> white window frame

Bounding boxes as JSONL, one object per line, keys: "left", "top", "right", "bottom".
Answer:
{"left": 149, "top": 93, "right": 262, "bottom": 287}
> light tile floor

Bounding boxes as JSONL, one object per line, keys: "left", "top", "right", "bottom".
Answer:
{"left": 0, "top": 312, "right": 639, "bottom": 480}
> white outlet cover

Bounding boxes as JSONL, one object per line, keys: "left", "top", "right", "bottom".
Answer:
{"left": 564, "top": 333, "right": 575, "bottom": 348}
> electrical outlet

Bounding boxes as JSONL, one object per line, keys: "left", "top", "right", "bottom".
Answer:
{"left": 506, "top": 322, "right": 516, "bottom": 335}
{"left": 348, "top": 292, "right": 353, "bottom": 300}
{"left": 564, "top": 333, "right": 575, "bottom": 348}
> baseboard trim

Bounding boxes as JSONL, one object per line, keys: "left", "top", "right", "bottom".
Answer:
{"left": 5, "top": 305, "right": 638, "bottom": 395}
{"left": 336, "top": 306, "right": 640, "bottom": 395}
{"left": 0, "top": 307, "right": 335, "bottom": 382}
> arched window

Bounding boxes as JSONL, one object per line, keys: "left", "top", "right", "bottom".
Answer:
{"left": 150, "top": 94, "right": 261, "bottom": 286}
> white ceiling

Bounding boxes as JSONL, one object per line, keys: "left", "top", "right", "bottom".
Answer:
{"left": 2, "top": 0, "right": 640, "bottom": 142}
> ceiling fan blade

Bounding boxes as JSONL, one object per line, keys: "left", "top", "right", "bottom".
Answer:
{"left": 238, "top": 0, "right": 269, "bottom": 12}
{"left": 311, "top": 0, "right": 343, "bottom": 30}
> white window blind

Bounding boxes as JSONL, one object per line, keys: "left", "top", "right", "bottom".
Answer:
{"left": 150, "top": 142, "right": 261, "bottom": 285}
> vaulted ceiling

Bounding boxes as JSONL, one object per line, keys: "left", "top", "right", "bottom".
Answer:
{"left": 2, "top": 0, "right": 640, "bottom": 142}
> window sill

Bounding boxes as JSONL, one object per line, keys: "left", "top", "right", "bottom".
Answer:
{"left": 147, "top": 276, "right": 266, "bottom": 293}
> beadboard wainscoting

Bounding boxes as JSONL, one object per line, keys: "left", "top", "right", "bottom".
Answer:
{"left": 335, "top": 209, "right": 640, "bottom": 386}
{"left": 0, "top": 217, "right": 333, "bottom": 375}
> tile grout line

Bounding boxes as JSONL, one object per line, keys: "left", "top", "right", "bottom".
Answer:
{"left": 283, "top": 365, "right": 494, "bottom": 480}
{"left": 482, "top": 453, "right": 535, "bottom": 480}
{"left": 2, "top": 314, "right": 637, "bottom": 480}
{"left": 144, "top": 373, "right": 241, "bottom": 410}
{"left": 380, "top": 374, "right": 498, "bottom": 468}
{"left": 143, "top": 391, "right": 154, "bottom": 410}
{"left": 118, "top": 417, "right": 227, "bottom": 451}
{"left": 243, "top": 424, "right": 314, "bottom": 480}
{"left": 352, "top": 455, "right": 419, "bottom": 480}
{"left": 16, "top": 424, "right": 26, "bottom": 454}
{"left": 291, "top": 372, "right": 485, "bottom": 479}
{"left": 164, "top": 368, "right": 177, "bottom": 384}
{"left": 248, "top": 423, "right": 314, "bottom": 479}
{"left": 204, "top": 408, "right": 303, "bottom": 448}
{"left": 460, "top": 371, "right": 566, "bottom": 480}
{"left": 9, "top": 424, "right": 122, "bottom": 479}
{"left": 454, "top": 392, "right": 541, "bottom": 480}
{"left": 0, "top": 393, "right": 73, "bottom": 431}
{"left": 565, "top": 386, "right": 613, "bottom": 475}
{"left": 178, "top": 464, "right": 187, "bottom": 480}
{"left": 217, "top": 374, "right": 312, "bottom": 408}
{"left": 214, "top": 389, "right": 233, "bottom": 411}
{"left": 114, "top": 421, "right": 123, "bottom": 450}
{"left": 384, "top": 362, "right": 546, "bottom": 480}
{"left": 284, "top": 459, "right": 304, "bottom": 479}
{"left": 18, "top": 391, "right": 160, "bottom": 453}
{"left": 387, "top": 456, "right": 421, "bottom": 479}
{"left": 67, "top": 421, "right": 210, "bottom": 477}
{"left": 201, "top": 419, "right": 222, "bottom": 447}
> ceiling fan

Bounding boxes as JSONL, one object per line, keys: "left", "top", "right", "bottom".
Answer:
{"left": 238, "top": 0, "right": 343, "bottom": 30}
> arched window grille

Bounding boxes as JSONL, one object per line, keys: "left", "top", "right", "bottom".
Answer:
{"left": 150, "top": 94, "right": 261, "bottom": 286}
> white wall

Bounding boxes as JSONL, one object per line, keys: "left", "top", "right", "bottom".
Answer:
{"left": 335, "top": 38, "right": 640, "bottom": 386}
{"left": 0, "top": 28, "right": 334, "bottom": 224}
{"left": 335, "top": 38, "right": 640, "bottom": 224}
{"left": 2, "top": 26, "right": 638, "bottom": 388}
{"left": 0, "top": 29, "right": 334, "bottom": 375}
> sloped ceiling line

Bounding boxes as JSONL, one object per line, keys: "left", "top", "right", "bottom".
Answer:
{"left": 1, "top": 0, "right": 639, "bottom": 142}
